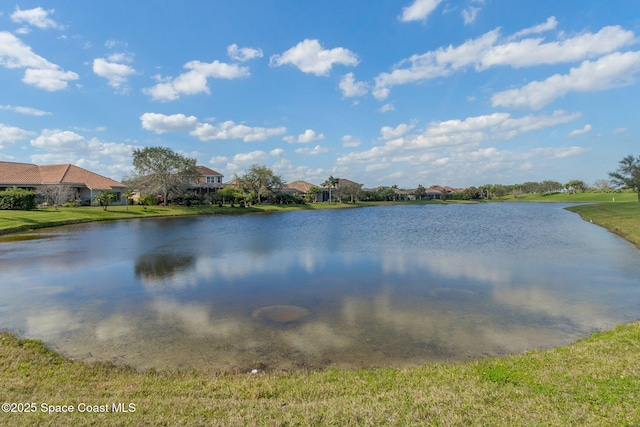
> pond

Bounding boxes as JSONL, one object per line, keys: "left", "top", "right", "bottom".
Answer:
{"left": 1, "top": 203, "right": 639, "bottom": 372}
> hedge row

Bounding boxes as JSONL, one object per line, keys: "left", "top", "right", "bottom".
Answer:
{"left": 0, "top": 188, "right": 37, "bottom": 210}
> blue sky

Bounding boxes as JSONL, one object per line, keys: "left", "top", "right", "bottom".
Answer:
{"left": 1, "top": 0, "right": 639, "bottom": 188}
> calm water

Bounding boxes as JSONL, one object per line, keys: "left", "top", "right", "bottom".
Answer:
{"left": 1, "top": 203, "right": 639, "bottom": 371}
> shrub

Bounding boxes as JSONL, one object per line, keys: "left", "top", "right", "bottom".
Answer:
{"left": 0, "top": 188, "right": 37, "bottom": 210}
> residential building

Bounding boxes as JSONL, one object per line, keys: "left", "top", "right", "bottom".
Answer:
{"left": 192, "top": 166, "right": 225, "bottom": 195}
{"left": 0, "top": 161, "right": 125, "bottom": 205}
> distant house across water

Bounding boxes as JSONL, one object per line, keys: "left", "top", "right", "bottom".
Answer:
{"left": 0, "top": 161, "right": 125, "bottom": 205}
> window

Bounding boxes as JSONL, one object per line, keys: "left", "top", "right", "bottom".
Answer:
{"left": 205, "top": 175, "right": 222, "bottom": 184}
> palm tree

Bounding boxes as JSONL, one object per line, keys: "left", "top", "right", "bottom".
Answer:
{"left": 323, "top": 175, "right": 339, "bottom": 203}
{"left": 94, "top": 190, "right": 116, "bottom": 211}
{"left": 122, "top": 189, "right": 134, "bottom": 210}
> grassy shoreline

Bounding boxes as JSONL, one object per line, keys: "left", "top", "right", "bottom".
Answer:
{"left": 1, "top": 198, "right": 639, "bottom": 425}
{"left": 0, "top": 202, "right": 362, "bottom": 236}
{"left": 2, "top": 321, "right": 639, "bottom": 425}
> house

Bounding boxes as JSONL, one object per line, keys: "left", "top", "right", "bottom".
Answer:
{"left": 0, "top": 161, "right": 125, "bottom": 205}
{"left": 195, "top": 166, "right": 224, "bottom": 186}
{"left": 283, "top": 180, "right": 321, "bottom": 201}
{"left": 129, "top": 165, "right": 225, "bottom": 204}
{"left": 192, "top": 166, "right": 224, "bottom": 195}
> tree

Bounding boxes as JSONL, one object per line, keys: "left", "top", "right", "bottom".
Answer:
{"left": 609, "top": 154, "right": 640, "bottom": 201}
{"left": 305, "top": 186, "right": 322, "bottom": 203}
{"left": 374, "top": 186, "right": 395, "bottom": 201}
{"left": 122, "top": 189, "right": 134, "bottom": 210}
{"left": 593, "top": 179, "right": 611, "bottom": 192}
{"left": 236, "top": 164, "right": 284, "bottom": 204}
{"left": 218, "top": 185, "right": 245, "bottom": 206}
{"left": 540, "top": 180, "right": 563, "bottom": 195}
{"left": 462, "top": 186, "right": 481, "bottom": 200}
{"left": 414, "top": 185, "right": 426, "bottom": 200}
{"left": 564, "top": 180, "right": 587, "bottom": 194}
{"left": 131, "top": 146, "right": 200, "bottom": 206}
{"left": 335, "top": 181, "right": 364, "bottom": 203}
{"left": 38, "top": 184, "right": 76, "bottom": 210}
{"left": 391, "top": 184, "right": 399, "bottom": 201}
{"left": 322, "top": 175, "right": 339, "bottom": 203}
{"left": 94, "top": 190, "right": 116, "bottom": 211}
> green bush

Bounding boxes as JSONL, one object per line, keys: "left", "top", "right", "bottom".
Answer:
{"left": 0, "top": 188, "right": 37, "bottom": 210}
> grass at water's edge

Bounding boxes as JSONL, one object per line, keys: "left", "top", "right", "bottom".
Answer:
{"left": 1, "top": 198, "right": 639, "bottom": 425}
{"left": 2, "top": 322, "right": 640, "bottom": 426}
{"left": 566, "top": 202, "right": 640, "bottom": 248}
{"left": 0, "top": 203, "right": 362, "bottom": 236}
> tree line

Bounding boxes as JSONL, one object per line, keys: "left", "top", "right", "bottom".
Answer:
{"left": 2, "top": 149, "right": 638, "bottom": 210}
{"left": 124, "top": 148, "right": 640, "bottom": 205}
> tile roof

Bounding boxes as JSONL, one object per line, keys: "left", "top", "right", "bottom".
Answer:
{"left": 196, "top": 166, "right": 223, "bottom": 176}
{"left": 285, "top": 180, "right": 318, "bottom": 192}
{"left": 0, "top": 161, "right": 124, "bottom": 190}
{"left": 0, "top": 161, "right": 41, "bottom": 184}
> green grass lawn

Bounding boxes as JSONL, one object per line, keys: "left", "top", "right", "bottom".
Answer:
{"left": 500, "top": 190, "right": 637, "bottom": 203}
{"left": 0, "top": 203, "right": 360, "bottom": 236}
{"left": 567, "top": 202, "right": 640, "bottom": 248}
{"left": 2, "top": 322, "right": 639, "bottom": 426}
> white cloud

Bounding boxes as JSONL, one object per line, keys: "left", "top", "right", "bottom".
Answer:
{"left": 139, "top": 113, "right": 285, "bottom": 142}
{"left": 270, "top": 39, "right": 358, "bottom": 76}
{"left": 209, "top": 156, "right": 229, "bottom": 164}
{"left": 400, "top": 0, "right": 443, "bottom": 22}
{"left": 339, "top": 72, "right": 368, "bottom": 97}
{"left": 568, "top": 124, "right": 592, "bottom": 137}
{"left": 492, "top": 51, "right": 640, "bottom": 109}
{"left": 227, "top": 150, "right": 270, "bottom": 172}
{"left": 481, "top": 25, "right": 635, "bottom": 69}
{"left": 380, "top": 123, "right": 415, "bottom": 140}
{"left": 227, "top": 44, "right": 263, "bottom": 62}
{"left": 0, "top": 105, "right": 51, "bottom": 116}
{"left": 338, "top": 110, "right": 580, "bottom": 166}
{"left": 0, "top": 123, "right": 35, "bottom": 148}
{"left": 365, "top": 163, "right": 389, "bottom": 172}
{"left": 105, "top": 40, "right": 126, "bottom": 49}
{"left": 0, "top": 31, "right": 79, "bottom": 91}
{"left": 295, "top": 145, "right": 329, "bottom": 155}
{"left": 510, "top": 16, "right": 558, "bottom": 40}
{"left": 93, "top": 58, "right": 136, "bottom": 92}
{"left": 22, "top": 68, "right": 79, "bottom": 91}
{"left": 462, "top": 7, "right": 480, "bottom": 25}
{"left": 29, "top": 129, "right": 138, "bottom": 173}
{"left": 341, "top": 135, "right": 361, "bottom": 148}
{"left": 378, "top": 103, "right": 395, "bottom": 113}
{"left": 190, "top": 121, "right": 286, "bottom": 142}
{"left": 140, "top": 113, "right": 198, "bottom": 134}
{"left": 31, "top": 129, "right": 84, "bottom": 151}
{"left": 283, "top": 129, "right": 325, "bottom": 144}
{"left": 144, "top": 60, "right": 249, "bottom": 101}
{"left": 10, "top": 6, "right": 63, "bottom": 30}
{"left": 373, "top": 29, "right": 500, "bottom": 98}
{"left": 613, "top": 127, "right": 627, "bottom": 134}
{"left": 373, "top": 22, "right": 635, "bottom": 99}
